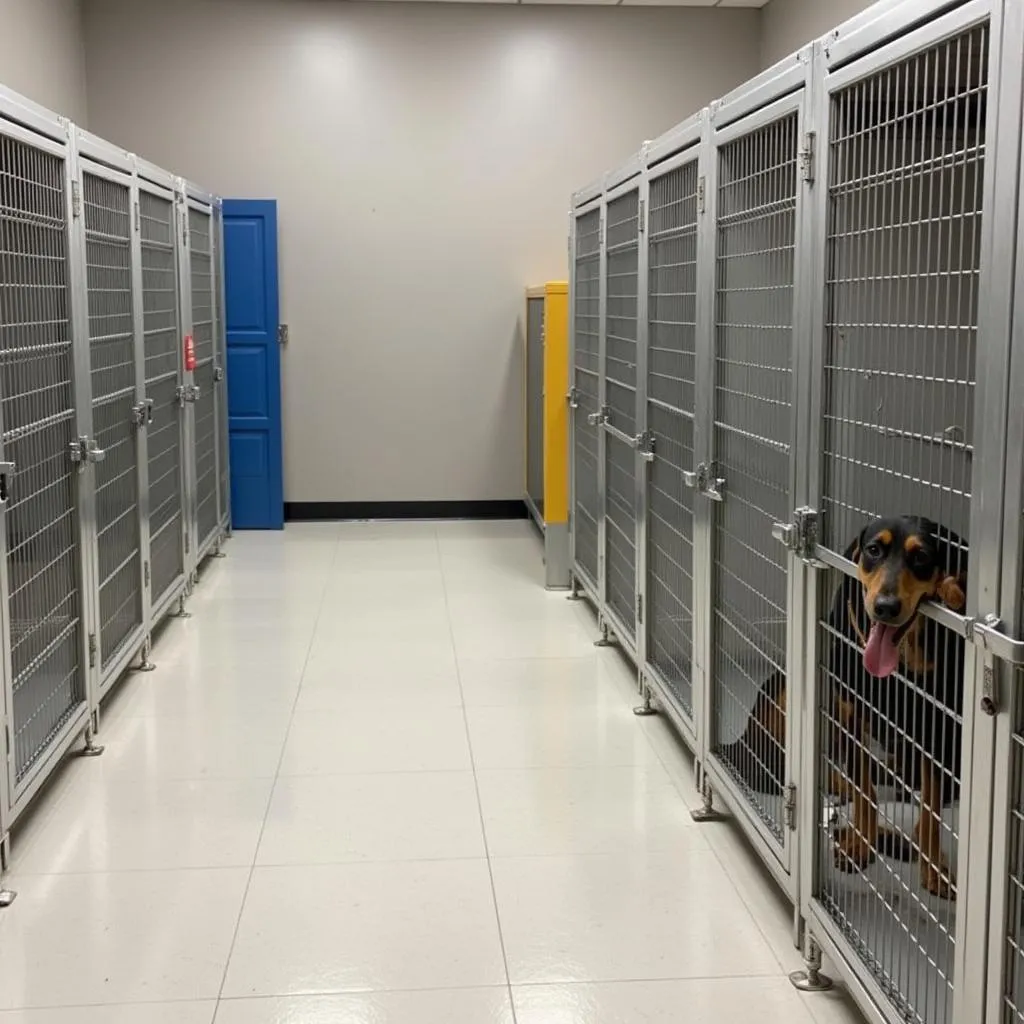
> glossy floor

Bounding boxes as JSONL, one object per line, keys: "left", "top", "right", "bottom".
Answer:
{"left": 0, "top": 521, "right": 864, "bottom": 1023}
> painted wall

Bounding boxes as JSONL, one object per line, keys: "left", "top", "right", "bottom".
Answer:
{"left": 0, "top": 0, "right": 89, "bottom": 125}
{"left": 83, "top": 0, "right": 761, "bottom": 503}
{"left": 759, "top": 0, "right": 876, "bottom": 67}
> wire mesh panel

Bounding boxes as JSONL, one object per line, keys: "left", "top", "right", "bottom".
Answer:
{"left": 709, "top": 113, "right": 798, "bottom": 841}
{"left": 0, "top": 130, "right": 87, "bottom": 783}
{"left": 194, "top": 361, "right": 217, "bottom": 547}
{"left": 526, "top": 295, "right": 544, "bottom": 518}
{"left": 812, "top": 25, "right": 988, "bottom": 1024}
{"left": 188, "top": 206, "right": 218, "bottom": 551}
{"left": 572, "top": 208, "right": 601, "bottom": 591}
{"left": 1000, "top": 670, "right": 1024, "bottom": 1024}
{"left": 645, "top": 161, "right": 699, "bottom": 717}
{"left": 140, "top": 189, "right": 183, "bottom": 608}
{"left": 604, "top": 189, "right": 639, "bottom": 639}
{"left": 83, "top": 171, "right": 143, "bottom": 672}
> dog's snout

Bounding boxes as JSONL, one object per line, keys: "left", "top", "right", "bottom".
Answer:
{"left": 873, "top": 595, "right": 903, "bottom": 622}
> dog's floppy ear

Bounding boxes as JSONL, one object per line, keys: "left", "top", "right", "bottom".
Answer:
{"left": 937, "top": 573, "right": 967, "bottom": 612}
{"left": 843, "top": 526, "right": 866, "bottom": 564}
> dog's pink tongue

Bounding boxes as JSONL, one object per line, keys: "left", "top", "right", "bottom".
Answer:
{"left": 864, "top": 622, "right": 900, "bottom": 678}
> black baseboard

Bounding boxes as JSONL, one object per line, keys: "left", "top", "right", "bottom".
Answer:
{"left": 284, "top": 500, "right": 529, "bottom": 522}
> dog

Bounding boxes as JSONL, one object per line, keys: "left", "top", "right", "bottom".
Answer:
{"left": 721, "top": 514, "right": 966, "bottom": 899}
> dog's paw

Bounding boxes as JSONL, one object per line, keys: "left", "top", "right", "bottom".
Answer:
{"left": 832, "top": 827, "right": 876, "bottom": 873}
{"left": 922, "top": 861, "right": 956, "bottom": 901}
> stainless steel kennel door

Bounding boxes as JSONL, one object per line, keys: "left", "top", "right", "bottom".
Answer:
{"left": 0, "top": 108, "right": 90, "bottom": 805}
{"left": 570, "top": 204, "right": 601, "bottom": 598}
{"left": 81, "top": 166, "right": 145, "bottom": 687}
{"left": 806, "top": 12, "right": 991, "bottom": 1024}
{"left": 139, "top": 179, "right": 185, "bottom": 615}
{"left": 187, "top": 205, "right": 219, "bottom": 555}
{"left": 601, "top": 185, "right": 641, "bottom": 647}
{"left": 643, "top": 148, "right": 701, "bottom": 742}
{"left": 703, "top": 97, "right": 803, "bottom": 868}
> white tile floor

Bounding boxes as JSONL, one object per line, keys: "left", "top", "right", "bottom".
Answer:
{"left": 0, "top": 520, "right": 866, "bottom": 1023}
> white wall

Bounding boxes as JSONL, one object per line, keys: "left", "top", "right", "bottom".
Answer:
{"left": 0, "top": 0, "right": 88, "bottom": 125}
{"left": 82, "top": 0, "right": 760, "bottom": 505}
{"left": 759, "top": 0, "right": 876, "bottom": 68}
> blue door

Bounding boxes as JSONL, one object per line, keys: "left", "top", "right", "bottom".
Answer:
{"left": 223, "top": 200, "right": 283, "bottom": 529}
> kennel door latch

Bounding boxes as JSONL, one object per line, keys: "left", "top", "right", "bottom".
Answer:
{"left": 772, "top": 507, "right": 820, "bottom": 563}
{"left": 567, "top": 387, "right": 579, "bottom": 410}
{"left": 965, "top": 612, "right": 1024, "bottom": 667}
{"left": 783, "top": 783, "right": 797, "bottom": 831}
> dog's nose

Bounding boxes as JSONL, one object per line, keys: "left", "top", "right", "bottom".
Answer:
{"left": 873, "top": 595, "right": 903, "bottom": 622}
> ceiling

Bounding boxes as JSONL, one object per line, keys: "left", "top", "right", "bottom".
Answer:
{"left": 361, "top": 0, "right": 770, "bottom": 6}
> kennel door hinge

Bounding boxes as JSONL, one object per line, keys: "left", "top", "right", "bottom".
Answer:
{"left": 637, "top": 594, "right": 644, "bottom": 624}
{"left": 131, "top": 401, "right": 148, "bottom": 427}
{"left": 567, "top": 386, "right": 579, "bottom": 410}
{"left": 638, "top": 199, "right": 646, "bottom": 234}
{"left": 143, "top": 561, "right": 150, "bottom": 587}
{"left": 697, "top": 176, "right": 706, "bottom": 215}
{"left": 71, "top": 180, "right": 81, "bottom": 219}
{"left": 772, "top": 507, "right": 820, "bottom": 564}
{"left": 213, "top": 365, "right": 225, "bottom": 383}
{"left": 69, "top": 437, "right": 106, "bottom": 467}
{"left": 133, "top": 200, "right": 140, "bottom": 234}
{"left": 184, "top": 531, "right": 191, "bottom": 555}
{"left": 0, "top": 461, "right": 14, "bottom": 505}
{"left": 799, "top": 132, "right": 816, "bottom": 184}
{"left": 87, "top": 633, "right": 97, "bottom": 669}
{"left": 784, "top": 783, "right": 797, "bottom": 831}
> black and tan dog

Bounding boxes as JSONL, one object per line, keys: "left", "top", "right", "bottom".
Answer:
{"left": 723, "top": 514, "right": 966, "bottom": 899}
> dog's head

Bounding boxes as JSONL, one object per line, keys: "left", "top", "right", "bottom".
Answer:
{"left": 847, "top": 515, "right": 966, "bottom": 679}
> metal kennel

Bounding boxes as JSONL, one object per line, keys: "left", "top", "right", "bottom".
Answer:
{"left": 568, "top": 1, "right": 1024, "bottom": 1021}
{"left": 0, "top": 81, "right": 230, "bottom": 872}
{"left": 0, "top": 89, "right": 92, "bottom": 836}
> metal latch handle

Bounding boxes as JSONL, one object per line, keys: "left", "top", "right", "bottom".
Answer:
{"left": 586, "top": 411, "right": 603, "bottom": 426}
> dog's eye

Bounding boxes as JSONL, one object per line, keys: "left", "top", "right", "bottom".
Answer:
{"left": 910, "top": 549, "right": 932, "bottom": 569}
{"left": 863, "top": 542, "right": 882, "bottom": 559}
